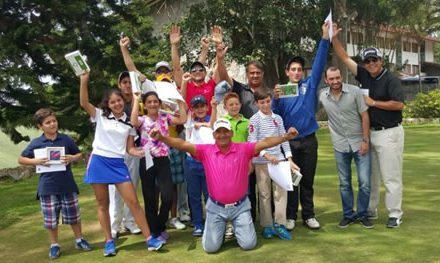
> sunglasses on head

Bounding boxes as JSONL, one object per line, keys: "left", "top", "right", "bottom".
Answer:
{"left": 364, "top": 57, "right": 379, "bottom": 64}
{"left": 190, "top": 67, "right": 205, "bottom": 73}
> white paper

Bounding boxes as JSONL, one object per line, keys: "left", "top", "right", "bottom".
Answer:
{"left": 64, "top": 50, "right": 90, "bottom": 76}
{"left": 144, "top": 149, "right": 154, "bottom": 171}
{"left": 267, "top": 161, "right": 293, "bottom": 191}
{"left": 129, "top": 71, "right": 141, "bottom": 94}
{"left": 324, "top": 10, "right": 333, "bottom": 43}
{"left": 34, "top": 148, "right": 66, "bottom": 174}
{"left": 189, "top": 126, "right": 214, "bottom": 144}
{"left": 153, "top": 81, "right": 184, "bottom": 102}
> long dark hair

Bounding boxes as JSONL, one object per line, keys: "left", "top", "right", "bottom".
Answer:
{"left": 141, "top": 91, "right": 161, "bottom": 115}
{"left": 98, "top": 88, "right": 125, "bottom": 117}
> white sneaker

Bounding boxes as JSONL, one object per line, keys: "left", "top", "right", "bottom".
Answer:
{"left": 286, "top": 219, "right": 296, "bottom": 230}
{"left": 304, "top": 218, "right": 320, "bottom": 229}
{"left": 169, "top": 217, "right": 187, "bottom": 230}
{"left": 124, "top": 224, "right": 141, "bottom": 234}
{"left": 225, "top": 223, "right": 234, "bottom": 239}
{"left": 179, "top": 211, "right": 191, "bottom": 222}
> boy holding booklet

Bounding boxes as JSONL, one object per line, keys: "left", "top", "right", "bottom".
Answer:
{"left": 248, "top": 89, "right": 299, "bottom": 240}
{"left": 18, "top": 108, "right": 92, "bottom": 260}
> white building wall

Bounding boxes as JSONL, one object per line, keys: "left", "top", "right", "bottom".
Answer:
{"left": 425, "top": 41, "right": 434, "bottom": 62}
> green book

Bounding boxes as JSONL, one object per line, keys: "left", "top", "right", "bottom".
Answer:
{"left": 64, "top": 50, "right": 90, "bottom": 76}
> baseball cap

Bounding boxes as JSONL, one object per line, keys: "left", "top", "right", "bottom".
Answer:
{"left": 214, "top": 80, "right": 231, "bottom": 102}
{"left": 155, "top": 61, "right": 171, "bottom": 72}
{"left": 190, "top": 61, "right": 206, "bottom": 71}
{"left": 361, "top": 47, "right": 383, "bottom": 62}
{"left": 118, "top": 71, "right": 130, "bottom": 83}
{"left": 190, "top": 95, "right": 207, "bottom": 107}
{"left": 213, "top": 118, "right": 232, "bottom": 132}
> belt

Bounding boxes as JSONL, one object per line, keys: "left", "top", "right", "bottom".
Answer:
{"left": 210, "top": 196, "right": 247, "bottom": 208}
{"left": 371, "top": 123, "right": 401, "bottom": 131}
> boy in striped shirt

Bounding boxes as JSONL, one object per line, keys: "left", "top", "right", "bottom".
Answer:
{"left": 248, "top": 88, "right": 299, "bottom": 240}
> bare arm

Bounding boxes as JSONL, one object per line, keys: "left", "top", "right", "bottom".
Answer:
{"left": 209, "top": 98, "right": 218, "bottom": 128}
{"left": 180, "top": 72, "right": 191, "bottom": 99}
{"left": 79, "top": 73, "right": 96, "bottom": 118}
{"left": 61, "top": 153, "right": 82, "bottom": 165}
{"left": 130, "top": 94, "right": 140, "bottom": 128}
{"left": 199, "top": 37, "right": 210, "bottom": 65}
{"left": 126, "top": 135, "right": 145, "bottom": 158}
{"left": 150, "top": 128, "right": 196, "bottom": 156}
{"left": 18, "top": 156, "right": 48, "bottom": 166}
{"left": 364, "top": 96, "right": 404, "bottom": 111}
{"left": 170, "top": 25, "right": 183, "bottom": 88}
{"left": 332, "top": 24, "right": 358, "bottom": 76}
{"left": 213, "top": 42, "right": 232, "bottom": 85}
{"left": 254, "top": 127, "right": 298, "bottom": 154}
{"left": 120, "top": 36, "right": 147, "bottom": 82}
{"left": 359, "top": 111, "right": 370, "bottom": 155}
{"left": 170, "top": 100, "right": 188, "bottom": 125}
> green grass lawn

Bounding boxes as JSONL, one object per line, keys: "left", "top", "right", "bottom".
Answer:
{"left": 0, "top": 127, "right": 41, "bottom": 169}
{"left": 1, "top": 125, "right": 439, "bottom": 262}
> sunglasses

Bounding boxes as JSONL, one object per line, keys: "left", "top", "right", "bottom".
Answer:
{"left": 364, "top": 57, "right": 379, "bottom": 64}
{"left": 156, "top": 69, "right": 171, "bottom": 74}
{"left": 190, "top": 67, "right": 205, "bottom": 73}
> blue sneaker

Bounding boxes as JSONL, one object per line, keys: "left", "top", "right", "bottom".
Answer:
{"left": 75, "top": 238, "right": 92, "bottom": 251}
{"left": 103, "top": 239, "right": 116, "bottom": 257}
{"left": 262, "top": 227, "right": 275, "bottom": 239}
{"left": 192, "top": 224, "right": 203, "bottom": 237}
{"left": 274, "top": 223, "right": 292, "bottom": 240}
{"left": 147, "top": 236, "right": 164, "bottom": 251}
{"left": 49, "top": 245, "right": 60, "bottom": 260}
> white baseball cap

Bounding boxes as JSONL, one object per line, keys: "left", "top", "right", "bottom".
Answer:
{"left": 213, "top": 118, "right": 231, "bottom": 132}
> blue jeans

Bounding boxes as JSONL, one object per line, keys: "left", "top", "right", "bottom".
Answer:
{"left": 334, "top": 148, "right": 371, "bottom": 219}
{"left": 185, "top": 156, "right": 209, "bottom": 226}
{"left": 203, "top": 198, "right": 256, "bottom": 253}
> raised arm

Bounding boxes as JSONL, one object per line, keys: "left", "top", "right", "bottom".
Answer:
{"left": 180, "top": 72, "right": 191, "bottom": 99}
{"left": 332, "top": 24, "right": 358, "bottom": 76}
{"left": 213, "top": 42, "right": 233, "bottom": 85}
{"left": 130, "top": 93, "right": 141, "bottom": 128}
{"left": 170, "top": 100, "right": 188, "bottom": 125}
{"left": 209, "top": 98, "right": 218, "bottom": 128}
{"left": 254, "top": 127, "right": 298, "bottom": 155}
{"left": 120, "top": 36, "right": 147, "bottom": 82}
{"left": 199, "top": 36, "right": 210, "bottom": 66}
{"left": 170, "top": 24, "right": 183, "bottom": 88}
{"left": 79, "top": 72, "right": 96, "bottom": 118}
{"left": 150, "top": 128, "right": 196, "bottom": 156}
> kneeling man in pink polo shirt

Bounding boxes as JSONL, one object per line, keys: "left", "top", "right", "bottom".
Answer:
{"left": 150, "top": 118, "right": 298, "bottom": 253}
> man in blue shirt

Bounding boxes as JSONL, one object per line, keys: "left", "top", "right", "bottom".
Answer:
{"left": 273, "top": 22, "right": 331, "bottom": 230}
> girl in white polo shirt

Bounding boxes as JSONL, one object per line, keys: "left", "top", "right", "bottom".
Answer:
{"left": 79, "top": 73, "right": 164, "bottom": 257}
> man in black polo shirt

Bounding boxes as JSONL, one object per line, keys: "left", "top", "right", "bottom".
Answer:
{"left": 332, "top": 28, "right": 405, "bottom": 228}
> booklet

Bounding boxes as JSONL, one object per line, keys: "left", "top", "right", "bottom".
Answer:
{"left": 279, "top": 83, "right": 299, "bottom": 97}
{"left": 129, "top": 71, "right": 141, "bottom": 94}
{"left": 64, "top": 50, "right": 90, "bottom": 76}
{"left": 46, "top": 147, "right": 65, "bottom": 165}
{"left": 33, "top": 148, "right": 66, "bottom": 173}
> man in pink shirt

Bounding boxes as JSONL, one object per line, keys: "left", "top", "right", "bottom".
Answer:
{"left": 150, "top": 119, "right": 298, "bottom": 253}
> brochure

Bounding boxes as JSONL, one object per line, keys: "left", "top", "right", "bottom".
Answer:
{"left": 129, "top": 71, "right": 141, "bottom": 94}
{"left": 33, "top": 148, "right": 66, "bottom": 173}
{"left": 279, "top": 83, "right": 299, "bottom": 97}
{"left": 64, "top": 50, "right": 90, "bottom": 76}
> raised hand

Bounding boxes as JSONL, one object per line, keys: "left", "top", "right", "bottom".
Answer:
{"left": 120, "top": 36, "right": 130, "bottom": 49}
{"left": 201, "top": 36, "right": 210, "bottom": 49}
{"left": 216, "top": 42, "right": 228, "bottom": 60}
{"left": 211, "top": 25, "right": 223, "bottom": 44}
{"left": 170, "top": 24, "right": 182, "bottom": 45}
{"left": 182, "top": 72, "right": 192, "bottom": 82}
{"left": 273, "top": 85, "right": 283, "bottom": 99}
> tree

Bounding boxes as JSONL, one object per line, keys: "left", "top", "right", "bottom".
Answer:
{"left": 0, "top": 1, "right": 160, "bottom": 144}
{"left": 177, "top": 0, "right": 332, "bottom": 88}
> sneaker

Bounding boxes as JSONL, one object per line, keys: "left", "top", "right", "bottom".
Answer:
{"left": 103, "top": 240, "right": 116, "bottom": 257}
{"left": 338, "top": 218, "right": 355, "bottom": 229}
{"left": 262, "top": 227, "right": 275, "bottom": 239}
{"left": 168, "top": 217, "right": 187, "bottom": 230}
{"left": 359, "top": 217, "right": 374, "bottom": 229}
{"left": 286, "top": 219, "right": 296, "bottom": 231}
{"left": 225, "top": 223, "right": 235, "bottom": 239}
{"left": 179, "top": 211, "right": 191, "bottom": 222}
{"left": 193, "top": 225, "right": 204, "bottom": 237}
{"left": 49, "top": 245, "right": 60, "bottom": 260}
{"left": 147, "top": 236, "right": 164, "bottom": 251}
{"left": 124, "top": 224, "right": 142, "bottom": 234}
{"left": 386, "top": 217, "right": 402, "bottom": 228}
{"left": 75, "top": 239, "right": 92, "bottom": 251}
{"left": 273, "top": 224, "right": 292, "bottom": 240}
{"left": 304, "top": 218, "right": 321, "bottom": 229}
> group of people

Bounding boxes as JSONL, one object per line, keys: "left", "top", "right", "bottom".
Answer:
{"left": 18, "top": 21, "right": 405, "bottom": 260}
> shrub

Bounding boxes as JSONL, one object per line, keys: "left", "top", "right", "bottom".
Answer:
{"left": 403, "top": 89, "right": 440, "bottom": 118}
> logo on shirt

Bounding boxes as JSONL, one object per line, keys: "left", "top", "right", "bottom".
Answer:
{"left": 249, "top": 124, "right": 254, "bottom": 133}
{"left": 300, "top": 84, "right": 307, "bottom": 95}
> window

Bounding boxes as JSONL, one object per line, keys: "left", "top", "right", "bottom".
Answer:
{"left": 412, "top": 43, "right": 419, "bottom": 53}
{"left": 412, "top": 65, "right": 419, "bottom": 75}
{"left": 403, "top": 41, "right": 411, "bottom": 52}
